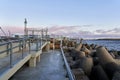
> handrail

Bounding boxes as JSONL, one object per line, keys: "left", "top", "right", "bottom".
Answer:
{"left": 0, "top": 36, "right": 48, "bottom": 68}
{"left": 0, "top": 38, "right": 28, "bottom": 54}
{"left": 60, "top": 41, "right": 75, "bottom": 80}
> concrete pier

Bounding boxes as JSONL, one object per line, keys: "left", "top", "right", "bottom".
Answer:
{"left": 9, "top": 50, "right": 67, "bottom": 80}
{"left": 0, "top": 41, "right": 49, "bottom": 80}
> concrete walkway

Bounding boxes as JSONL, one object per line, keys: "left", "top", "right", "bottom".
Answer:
{"left": 9, "top": 50, "right": 67, "bottom": 80}
{"left": 0, "top": 42, "right": 44, "bottom": 74}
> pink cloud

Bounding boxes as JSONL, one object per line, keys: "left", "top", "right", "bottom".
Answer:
{"left": 0, "top": 26, "right": 24, "bottom": 36}
{"left": 1, "top": 25, "right": 120, "bottom": 39}
{"left": 48, "top": 26, "right": 120, "bottom": 39}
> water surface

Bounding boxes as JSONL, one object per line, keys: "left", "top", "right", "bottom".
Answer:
{"left": 85, "top": 40, "right": 120, "bottom": 51}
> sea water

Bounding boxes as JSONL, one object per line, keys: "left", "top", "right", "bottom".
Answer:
{"left": 85, "top": 40, "right": 120, "bottom": 51}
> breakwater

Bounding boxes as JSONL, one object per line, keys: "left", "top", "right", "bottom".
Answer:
{"left": 63, "top": 39, "right": 120, "bottom": 80}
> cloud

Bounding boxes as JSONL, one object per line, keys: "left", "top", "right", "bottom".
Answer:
{"left": 0, "top": 26, "right": 24, "bottom": 36}
{"left": 48, "top": 26, "right": 120, "bottom": 39}
{"left": 48, "top": 25, "right": 94, "bottom": 38}
{"left": 95, "top": 28, "right": 120, "bottom": 35}
{"left": 1, "top": 25, "right": 120, "bottom": 39}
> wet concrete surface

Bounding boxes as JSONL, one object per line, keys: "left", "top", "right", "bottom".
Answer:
{"left": 0, "top": 42, "right": 45, "bottom": 74}
{"left": 9, "top": 50, "right": 67, "bottom": 80}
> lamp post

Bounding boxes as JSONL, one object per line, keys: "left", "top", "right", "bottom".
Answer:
{"left": 24, "top": 18, "right": 27, "bottom": 37}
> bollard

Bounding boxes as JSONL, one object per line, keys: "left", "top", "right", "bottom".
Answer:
{"left": 96, "top": 46, "right": 115, "bottom": 66}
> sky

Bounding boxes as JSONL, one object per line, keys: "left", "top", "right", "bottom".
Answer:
{"left": 0, "top": 0, "right": 120, "bottom": 38}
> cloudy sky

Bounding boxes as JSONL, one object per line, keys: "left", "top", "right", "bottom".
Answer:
{"left": 0, "top": 0, "right": 120, "bottom": 38}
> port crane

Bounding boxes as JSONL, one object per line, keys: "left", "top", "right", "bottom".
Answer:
{"left": 0, "top": 27, "right": 7, "bottom": 36}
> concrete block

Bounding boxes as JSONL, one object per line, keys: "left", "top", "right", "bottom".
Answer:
{"left": 90, "top": 65, "right": 109, "bottom": 80}
{"left": 82, "top": 46, "right": 91, "bottom": 55}
{"left": 78, "top": 51, "right": 86, "bottom": 58}
{"left": 104, "top": 62, "right": 120, "bottom": 79}
{"left": 112, "top": 72, "right": 120, "bottom": 80}
{"left": 96, "top": 46, "right": 115, "bottom": 66}
{"left": 80, "top": 57, "right": 93, "bottom": 76}
{"left": 29, "top": 57, "right": 36, "bottom": 67}
{"left": 36, "top": 55, "right": 40, "bottom": 62}
{"left": 75, "top": 43, "right": 82, "bottom": 51}
{"left": 45, "top": 43, "right": 50, "bottom": 52}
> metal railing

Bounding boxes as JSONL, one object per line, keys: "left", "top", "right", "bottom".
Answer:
{"left": 60, "top": 40, "right": 75, "bottom": 80}
{"left": 0, "top": 38, "right": 30, "bottom": 68}
{"left": 0, "top": 37, "right": 48, "bottom": 68}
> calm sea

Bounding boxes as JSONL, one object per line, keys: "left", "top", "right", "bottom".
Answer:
{"left": 85, "top": 40, "right": 120, "bottom": 51}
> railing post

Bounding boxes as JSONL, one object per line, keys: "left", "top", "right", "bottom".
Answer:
{"left": 10, "top": 42, "right": 13, "bottom": 68}
{"left": 46, "top": 28, "right": 48, "bottom": 42}
{"left": 28, "top": 39, "right": 31, "bottom": 54}
{"left": 40, "top": 35, "right": 42, "bottom": 50}
{"left": 19, "top": 40, "right": 21, "bottom": 51}
{"left": 36, "top": 39, "right": 39, "bottom": 51}
{"left": 7, "top": 43, "right": 9, "bottom": 54}
{"left": 24, "top": 38, "right": 27, "bottom": 48}
{"left": 21, "top": 40, "right": 24, "bottom": 59}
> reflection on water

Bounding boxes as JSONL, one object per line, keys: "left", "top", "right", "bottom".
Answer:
{"left": 85, "top": 40, "right": 120, "bottom": 51}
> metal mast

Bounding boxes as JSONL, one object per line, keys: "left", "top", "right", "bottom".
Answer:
{"left": 24, "top": 18, "right": 27, "bottom": 36}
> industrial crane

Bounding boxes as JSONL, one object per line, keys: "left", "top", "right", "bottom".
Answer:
{"left": 0, "top": 27, "right": 7, "bottom": 36}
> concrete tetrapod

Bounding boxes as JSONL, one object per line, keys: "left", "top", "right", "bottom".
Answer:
{"left": 82, "top": 46, "right": 91, "bottom": 56}
{"left": 112, "top": 71, "right": 120, "bottom": 80}
{"left": 96, "top": 46, "right": 116, "bottom": 66}
{"left": 78, "top": 51, "right": 86, "bottom": 58}
{"left": 79, "top": 57, "right": 93, "bottom": 76}
{"left": 75, "top": 43, "right": 82, "bottom": 51}
{"left": 104, "top": 62, "right": 120, "bottom": 80}
{"left": 72, "top": 68, "right": 89, "bottom": 80}
{"left": 90, "top": 65, "right": 109, "bottom": 80}
{"left": 71, "top": 57, "right": 93, "bottom": 76}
